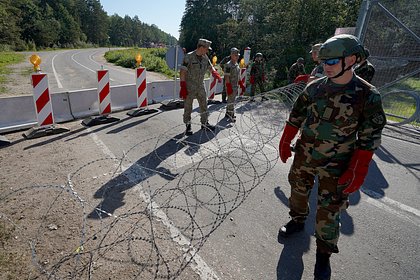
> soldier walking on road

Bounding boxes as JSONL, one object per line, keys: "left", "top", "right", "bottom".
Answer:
{"left": 224, "top": 47, "right": 245, "bottom": 122}
{"left": 179, "top": 38, "right": 222, "bottom": 135}
{"left": 278, "top": 34, "right": 386, "bottom": 280}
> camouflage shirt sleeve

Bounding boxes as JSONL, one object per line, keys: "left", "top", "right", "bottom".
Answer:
{"left": 287, "top": 87, "right": 310, "bottom": 129}
{"left": 356, "top": 84, "right": 386, "bottom": 150}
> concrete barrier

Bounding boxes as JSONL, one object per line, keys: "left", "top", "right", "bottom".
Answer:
{"left": 0, "top": 78, "right": 223, "bottom": 134}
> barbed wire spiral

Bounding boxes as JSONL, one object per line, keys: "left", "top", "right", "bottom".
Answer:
{"left": 0, "top": 84, "right": 304, "bottom": 279}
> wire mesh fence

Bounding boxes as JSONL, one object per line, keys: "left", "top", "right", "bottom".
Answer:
{"left": 357, "top": 0, "right": 420, "bottom": 128}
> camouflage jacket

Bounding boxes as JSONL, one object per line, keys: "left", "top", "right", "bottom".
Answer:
{"left": 287, "top": 75, "right": 386, "bottom": 161}
{"left": 180, "top": 50, "right": 212, "bottom": 91}
{"left": 250, "top": 61, "right": 265, "bottom": 80}
{"left": 288, "top": 62, "right": 306, "bottom": 83}
{"left": 224, "top": 60, "right": 240, "bottom": 88}
{"left": 355, "top": 60, "right": 375, "bottom": 83}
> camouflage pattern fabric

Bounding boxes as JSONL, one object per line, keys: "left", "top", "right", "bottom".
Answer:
{"left": 250, "top": 61, "right": 266, "bottom": 96}
{"left": 180, "top": 50, "right": 212, "bottom": 124}
{"left": 224, "top": 60, "right": 240, "bottom": 117}
{"left": 310, "top": 64, "right": 325, "bottom": 79}
{"left": 355, "top": 60, "right": 375, "bottom": 83}
{"left": 286, "top": 74, "right": 386, "bottom": 253}
{"left": 288, "top": 62, "right": 306, "bottom": 84}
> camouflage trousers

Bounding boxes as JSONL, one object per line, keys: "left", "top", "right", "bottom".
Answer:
{"left": 183, "top": 88, "right": 208, "bottom": 125}
{"left": 250, "top": 80, "right": 265, "bottom": 96}
{"left": 226, "top": 87, "right": 237, "bottom": 117}
{"left": 288, "top": 152, "right": 349, "bottom": 254}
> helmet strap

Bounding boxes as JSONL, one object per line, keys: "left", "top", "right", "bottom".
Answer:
{"left": 330, "top": 57, "right": 356, "bottom": 79}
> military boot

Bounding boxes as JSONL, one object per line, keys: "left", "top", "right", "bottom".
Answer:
{"left": 314, "top": 251, "right": 331, "bottom": 280}
{"left": 278, "top": 219, "right": 304, "bottom": 237}
{"left": 201, "top": 122, "right": 216, "bottom": 131}
{"left": 185, "top": 124, "right": 193, "bottom": 136}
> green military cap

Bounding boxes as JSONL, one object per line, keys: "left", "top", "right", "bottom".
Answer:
{"left": 198, "top": 38, "right": 212, "bottom": 50}
{"left": 230, "top": 47, "right": 240, "bottom": 54}
{"left": 310, "top": 43, "right": 322, "bottom": 53}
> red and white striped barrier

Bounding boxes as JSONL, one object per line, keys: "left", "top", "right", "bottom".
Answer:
{"left": 239, "top": 68, "right": 247, "bottom": 96}
{"left": 136, "top": 67, "right": 148, "bottom": 108}
{"left": 31, "top": 73, "right": 54, "bottom": 126}
{"left": 97, "top": 69, "right": 111, "bottom": 115}
{"left": 208, "top": 75, "right": 217, "bottom": 100}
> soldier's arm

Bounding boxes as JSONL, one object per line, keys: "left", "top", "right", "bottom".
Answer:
{"left": 356, "top": 88, "right": 386, "bottom": 150}
{"left": 287, "top": 88, "right": 310, "bottom": 128}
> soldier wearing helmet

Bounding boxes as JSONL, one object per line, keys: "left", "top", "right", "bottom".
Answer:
{"left": 249, "top": 52, "right": 266, "bottom": 101}
{"left": 223, "top": 47, "right": 244, "bottom": 122}
{"left": 288, "top": 57, "right": 306, "bottom": 84}
{"left": 355, "top": 48, "right": 375, "bottom": 83}
{"left": 309, "top": 43, "right": 325, "bottom": 81}
{"left": 278, "top": 34, "right": 386, "bottom": 280}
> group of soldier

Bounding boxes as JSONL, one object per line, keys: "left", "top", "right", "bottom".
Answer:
{"left": 179, "top": 35, "right": 385, "bottom": 280}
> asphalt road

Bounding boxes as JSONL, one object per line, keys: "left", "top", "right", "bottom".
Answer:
{"left": 31, "top": 48, "right": 168, "bottom": 93}
{"left": 1, "top": 49, "right": 419, "bottom": 279}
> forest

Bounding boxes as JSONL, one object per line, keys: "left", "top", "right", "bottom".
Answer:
{"left": 0, "top": 0, "right": 176, "bottom": 51}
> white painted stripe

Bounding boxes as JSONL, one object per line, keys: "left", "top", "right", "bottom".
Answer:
{"left": 51, "top": 53, "right": 63, "bottom": 88}
{"left": 87, "top": 129, "right": 219, "bottom": 280}
{"left": 362, "top": 188, "right": 420, "bottom": 227}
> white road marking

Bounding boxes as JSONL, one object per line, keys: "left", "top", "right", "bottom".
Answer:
{"left": 88, "top": 129, "right": 220, "bottom": 280}
{"left": 362, "top": 188, "right": 420, "bottom": 227}
{"left": 51, "top": 53, "right": 64, "bottom": 88}
{"left": 71, "top": 51, "right": 115, "bottom": 81}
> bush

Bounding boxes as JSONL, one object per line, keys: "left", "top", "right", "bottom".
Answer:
{"left": 104, "top": 48, "right": 176, "bottom": 77}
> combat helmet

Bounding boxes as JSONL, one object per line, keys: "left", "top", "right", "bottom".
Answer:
{"left": 318, "top": 34, "right": 366, "bottom": 62}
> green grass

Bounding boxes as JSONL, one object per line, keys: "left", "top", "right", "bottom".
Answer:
{"left": 0, "top": 52, "right": 26, "bottom": 95}
{"left": 104, "top": 48, "right": 176, "bottom": 77}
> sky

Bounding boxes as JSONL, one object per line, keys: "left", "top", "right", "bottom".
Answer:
{"left": 100, "top": 0, "right": 186, "bottom": 39}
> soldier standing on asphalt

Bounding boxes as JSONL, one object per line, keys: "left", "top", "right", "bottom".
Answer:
{"left": 288, "top": 57, "right": 306, "bottom": 84}
{"left": 179, "top": 38, "right": 222, "bottom": 135}
{"left": 249, "top": 52, "right": 266, "bottom": 101}
{"left": 278, "top": 34, "right": 386, "bottom": 280}
{"left": 224, "top": 47, "right": 245, "bottom": 122}
{"left": 219, "top": 54, "right": 231, "bottom": 103}
{"left": 355, "top": 48, "right": 375, "bottom": 83}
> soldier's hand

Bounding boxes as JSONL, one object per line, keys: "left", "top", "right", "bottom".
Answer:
{"left": 179, "top": 81, "right": 188, "bottom": 100}
{"left": 211, "top": 69, "right": 222, "bottom": 82}
{"left": 226, "top": 82, "right": 233, "bottom": 95}
{"left": 279, "top": 124, "right": 299, "bottom": 163}
{"left": 338, "top": 149, "right": 374, "bottom": 194}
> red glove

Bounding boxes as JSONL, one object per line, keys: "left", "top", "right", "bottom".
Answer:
{"left": 262, "top": 74, "right": 266, "bottom": 82}
{"left": 180, "top": 81, "right": 188, "bottom": 99}
{"left": 338, "top": 149, "right": 374, "bottom": 194}
{"left": 211, "top": 69, "right": 222, "bottom": 82}
{"left": 250, "top": 75, "right": 255, "bottom": 85}
{"left": 226, "top": 82, "right": 233, "bottom": 95}
{"left": 238, "top": 80, "right": 246, "bottom": 92}
{"left": 279, "top": 124, "right": 299, "bottom": 163}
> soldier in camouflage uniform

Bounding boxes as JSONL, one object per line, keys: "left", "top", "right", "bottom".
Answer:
{"left": 288, "top": 57, "right": 306, "bottom": 84}
{"left": 219, "top": 54, "right": 231, "bottom": 103}
{"left": 278, "top": 34, "right": 386, "bottom": 280}
{"left": 180, "top": 38, "right": 222, "bottom": 135}
{"left": 223, "top": 47, "right": 245, "bottom": 122}
{"left": 355, "top": 48, "right": 375, "bottom": 83}
{"left": 309, "top": 43, "right": 325, "bottom": 82}
{"left": 249, "top": 52, "right": 266, "bottom": 100}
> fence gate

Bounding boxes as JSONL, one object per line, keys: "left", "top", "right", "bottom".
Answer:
{"left": 355, "top": 0, "right": 420, "bottom": 126}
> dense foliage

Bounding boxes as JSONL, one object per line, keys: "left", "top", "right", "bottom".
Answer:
{"left": 0, "top": 0, "right": 176, "bottom": 51}
{"left": 180, "top": 0, "right": 363, "bottom": 87}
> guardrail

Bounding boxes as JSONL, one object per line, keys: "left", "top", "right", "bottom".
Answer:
{"left": 0, "top": 78, "right": 224, "bottom": 134}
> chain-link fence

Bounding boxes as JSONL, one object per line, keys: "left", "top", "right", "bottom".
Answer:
{"left": 355, "top": 0, "right": 420, "bottom": 128}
